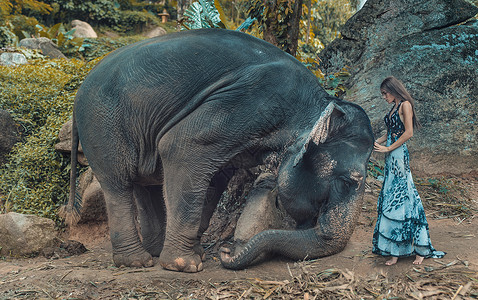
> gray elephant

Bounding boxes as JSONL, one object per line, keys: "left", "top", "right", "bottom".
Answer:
{"left": 63, "top": 28, "right": 374, "bottom": 272}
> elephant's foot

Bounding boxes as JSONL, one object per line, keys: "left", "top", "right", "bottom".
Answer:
{"left": 193, "top": 243, "right": 206, "bottom": 262}
{"left": 159, "top": 246, "right": 203, "bottom": 272}
{"left": 113, "top": 250, "right": 154, "bottom": 268}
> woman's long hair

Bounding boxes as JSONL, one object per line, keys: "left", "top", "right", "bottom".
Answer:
{"left": 380, "top": 76, "right": 421, "bottom": 129}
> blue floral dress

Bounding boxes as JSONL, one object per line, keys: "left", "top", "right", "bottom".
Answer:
{"left": 372, "top": 102, "right": 445, "bottom": 259}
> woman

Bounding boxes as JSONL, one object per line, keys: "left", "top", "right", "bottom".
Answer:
{"left": 372, "top": 76, "right": 445, "bottom": 265}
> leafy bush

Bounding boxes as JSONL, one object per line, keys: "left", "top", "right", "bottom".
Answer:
{"left": 32, "top": 0, "right": 165, "bottom": 34}
{"left": 0, "top": 57, "right": 100, "bottom": 223}
{"left": 116, "top": 10, "right": 161, "bottom": 33}
{"left": 36, "top": 0, "right": 121, "bottom": 27}
{"left": 0, "top": 23, "right": 17, "bottom": 47}
{"left": 6, "top": 14, "right": 39, "bottom": 39}
{"left": 34, "top": 23, "right": 86, "bottom": 57}
{"left": 79, "top": 35, "right": 147, "bottom": 61}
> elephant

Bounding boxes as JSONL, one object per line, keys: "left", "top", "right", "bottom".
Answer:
{"left": 63, "top": 28, "right": 374, "bottom": 272}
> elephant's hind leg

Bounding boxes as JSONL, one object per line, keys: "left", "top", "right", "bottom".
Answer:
{"left": 134, "top": 184, "right": 166, "bottom": 257}
{"left": 101, "top": 183, "right": 153, "bottom": 268}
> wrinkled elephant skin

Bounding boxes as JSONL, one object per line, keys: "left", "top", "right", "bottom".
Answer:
{"left": 65, "top": 29, "right": 374, "bottom": 272}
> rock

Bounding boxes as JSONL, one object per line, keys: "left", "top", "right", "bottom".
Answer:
{"left": 76, "top": 168, "right": 107, "bottom": 223}
{"left": 0, "top": 212, "right": 59, "bottom": 257}
{"left": 143, "top": 26, "right": 167, "bottom": 38}
{"left": 0, "top": 110, "right": 20, "bottom": 166}
{"left": 71, "top": 20, "right": 97, "bottom": 38}
{"left": 0, "top": 52, "right": 27, "bottom": 66}
{"left": 42, "top": 240, "right": 87, "bottom": 259}
{"left": 19, "top": 37, "right": 67, "bottom": 59}
{"left": 55, "top": 119, "right": 88, "bottom": 166}
{"left": 319, "top": 0, "right": 478, "bottom": 175}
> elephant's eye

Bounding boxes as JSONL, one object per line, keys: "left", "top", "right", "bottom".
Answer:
{"left": 337, "top": 176, "right": 356, "bottom": 192}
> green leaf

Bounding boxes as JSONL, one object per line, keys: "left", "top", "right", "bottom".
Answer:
{"left": 47, "top": 23, "right": 62, "bottom": 37}
{"left": 182, "top": 0, "right": 225, "bottom": 30}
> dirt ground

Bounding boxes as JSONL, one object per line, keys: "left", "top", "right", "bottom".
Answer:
{"left": 1, "top": 175, "right": 477, "bottom": 299}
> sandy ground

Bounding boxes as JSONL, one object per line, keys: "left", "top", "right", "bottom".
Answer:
{"left": 0, "top": 177, "right": 477, "bottom": 299}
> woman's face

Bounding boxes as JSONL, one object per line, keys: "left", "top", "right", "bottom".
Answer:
{"left": 381, "top": 89, "right": 395, "bottom": 104}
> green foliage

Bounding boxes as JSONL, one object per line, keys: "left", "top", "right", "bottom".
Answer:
{"left": 116, "top": 10, "right": 161, "bottom": 33}
{"left": 311, "top": 0, "right": 356, "bottom": 46}
{"left": 5, "top": 14, "right": 39, "bottom": 39}
{"left": 0, "top": 22, "right": 17, "bottom": 47}
{"left": 427, "top": 177, "right": 454, "bottom": 195}
{"left": 79, "top": 36, "right": 147, "bottom": 61}
{"left": 36, "top": 0, "right": 121, "bottom": 27}
{"left": 0, "top": 0, "right": 52, "bottom": 16}
{"left": 248, "top": 0, "right": 297, "bottom": 51}
{"left": 319, "top": 68, "right": 350, "bottom": 97}
{"left": 0, "top": 0, "right": 13, "bottom": 15}
{"left": 367, "top": 159, "right": 384, "bottom": 179}
{"left": 180, "top": 0, "right": 226, "bottom": 30}
{"left": 33, "top": 0, "right": 166, "bottom": 31}
{"left": 0, "top": 58, "right": 99, "bottom": 223}
{"left": 34, "top": 23, "right": 85, "bottom": 56}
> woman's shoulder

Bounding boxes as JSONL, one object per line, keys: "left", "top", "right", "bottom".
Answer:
{"left": 399, "top": 101, "right": 413, "bottom": 113}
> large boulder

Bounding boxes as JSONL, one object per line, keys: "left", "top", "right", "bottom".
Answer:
{"left": 71, "top": 20, "right": 97, "bottom": 38}
{"left": 0, "top": 110, "right": 20, "bottom": 165}
{"left": 0, "top": 212, "right": 59, "bottom": 256}
{"left": 19, "top": 37, "right": 67, "bottom": 59}
{"left": 0, "top": 52, "right": 27, "bottom": 66}
{"left": 143, "top": 26, "right": 167, "bottom": 38}
{"left": 75, "top": 168, "right": 107, "bottom": 224}
{"left": 319, "top": 0, "right": 478, "bottom": 175}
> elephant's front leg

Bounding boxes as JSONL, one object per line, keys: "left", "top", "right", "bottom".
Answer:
{"left": 159, "top": 169, "right": 210, "bottom": 272}
{"left": 102, "top": 184, "right": 153, "bottom": 268}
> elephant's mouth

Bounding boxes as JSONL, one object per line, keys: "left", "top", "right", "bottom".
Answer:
{"left": 296, "top": 216, "right": 317, "bottom": 230}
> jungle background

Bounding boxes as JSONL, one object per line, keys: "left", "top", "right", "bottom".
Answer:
{"left": 0, "top": 0, "right": 477, "bottom": 299}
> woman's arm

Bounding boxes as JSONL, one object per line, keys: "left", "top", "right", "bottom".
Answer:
{"left": 375, "top": 134, "right": 387, "bottom": 144}
{"left": 374, "top": 102, "right": 414, "bottom": 153}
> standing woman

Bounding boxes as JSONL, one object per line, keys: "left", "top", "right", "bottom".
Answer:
{"left": 373, "top": 76, "right": 445, "bottom": 265}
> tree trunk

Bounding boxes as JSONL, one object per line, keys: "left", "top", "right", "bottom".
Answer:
{"left": 177, "top": 0, "right": 192, "bottom": 30}
{"left": 262, "top": 0, "right": 304, "bottom": 56}
{"left": 286, "top": 0, "right": 303, "bottom": 56}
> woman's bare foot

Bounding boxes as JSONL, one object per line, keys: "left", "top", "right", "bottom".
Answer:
{"left": 385, "top": 257, "right": 398, "bottom": 265}
{"left": 413, "top": 255, "right": 424, "bottom": 265}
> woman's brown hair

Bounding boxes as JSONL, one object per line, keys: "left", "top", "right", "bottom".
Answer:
{"left": 380, "top": 76, "right": 421, "bottom": 129}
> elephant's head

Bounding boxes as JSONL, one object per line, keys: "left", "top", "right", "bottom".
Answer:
{"left": 220, "top": 100, "right": 374, "bottom": 269}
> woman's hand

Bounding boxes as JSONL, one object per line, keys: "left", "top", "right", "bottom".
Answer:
{"left": 374, "top": 142, "right": 390, "bottom": 153}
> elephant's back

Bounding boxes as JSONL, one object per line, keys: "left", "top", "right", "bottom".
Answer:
{"left": 74, "top": 28, "right": 311, "bottom": 138}
{"left": 76, "top": 29, "right": 304, "bottom": 109}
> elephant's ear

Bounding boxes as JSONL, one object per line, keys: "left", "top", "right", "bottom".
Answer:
{"left": 293, "top": 101, "right": 345, "bottom": 167}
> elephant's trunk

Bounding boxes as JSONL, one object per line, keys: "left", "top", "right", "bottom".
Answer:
{"left": 220, "top": 227, "right": 346, "bottom": 270}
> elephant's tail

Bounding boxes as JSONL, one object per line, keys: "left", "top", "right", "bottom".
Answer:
{"left": 59, "top": 112, "right": 82, "bottom": 225}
